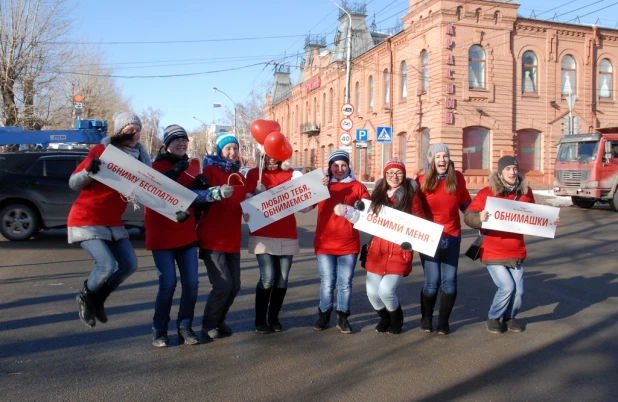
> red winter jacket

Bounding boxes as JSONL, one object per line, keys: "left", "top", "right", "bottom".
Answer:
{"left": 245, "top": 167, "right": 298, "bottom": 239}
{"left": 144, "top": 157, "right": 198, "bottom": 250}
{"left": 464, "top": 172, "right": 535, "bottom": 262}
{"left": 417, "top": 170, "right": 471, "bottom": 237}
{"left": 196, "top": 165, "right": 247, "bottom": 253}
{"left": 68, "top": 144, "right": 128, "bottom": 228}
{"left": 314, "top": 180, "right": 370, "bottom": 255}
{"left": 365, "top": 183, "right": 426, "bottom": 276}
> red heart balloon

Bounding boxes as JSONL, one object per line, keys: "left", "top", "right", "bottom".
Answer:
{"left": 280, "top": 140, "right": 293, "bottom": 161}
{"left": 250, "top": 120, "right": 281, "bottom": 145}
{"left": 264, "top": 131, "right": 292, "bottom": 162}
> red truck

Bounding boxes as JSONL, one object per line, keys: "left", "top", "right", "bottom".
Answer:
{"left": 553, "top": 127, "right": 618, "bottom": 211}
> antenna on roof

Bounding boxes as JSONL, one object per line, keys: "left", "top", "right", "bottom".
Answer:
{"left": 530, "top": 10, "right": 536, "bottom": 18}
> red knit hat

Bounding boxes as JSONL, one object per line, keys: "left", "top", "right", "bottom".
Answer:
{"left": 384, "top": 158, "right": 406, "bottom": 176}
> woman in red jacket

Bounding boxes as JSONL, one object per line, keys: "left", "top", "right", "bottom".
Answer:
{"left": 69, "top": 112, "right": 151, "bottom": 328}
{"left": 245, "top": 155, "right": 302, "bottom": 334}
{"left": 313, "top": 150, "right": 370, "bottom": 334}
{"left": 196, "top": 132, "right": 248, "bottom": 341}
{"left": 337, "top": 158, "right": 425, "bottom": 334}
{"left": 146, "top": 125, "right": 231, "bottom": 347}
{"left": 464, "top": 156, "right": 558, "bottom": 334}
{"left": 416, "top": 144, "right": 471, "bottom": 335}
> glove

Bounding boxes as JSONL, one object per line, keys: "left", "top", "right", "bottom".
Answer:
{"left": 176, "top": 210, "right": 191, "bottom": 223}
{"left": 194, "top": 174, "right": 210, "bottom": 190}
{"left": 255, "top": 183, "right": 267, "bottom": 194}
{"left": 400, "top": 242, "right": 413, "bottom": 251}
{"left": 220, "top": 184, "right": 234, "bottom": 199}
{"left": 353, "top": 199, "right": 366, "bottom": 211}
{"left": 86, "top": 157, "right": 101, "bottom": 174}
{"left": 165, "top": 159, "right": 190, "bottom": 180}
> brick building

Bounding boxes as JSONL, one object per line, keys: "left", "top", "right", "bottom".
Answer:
{"left": 264, "top": 0, "right": 618, "bottom": 187}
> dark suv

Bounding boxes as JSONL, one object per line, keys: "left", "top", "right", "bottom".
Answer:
{"left": 0, "top": 150, "right": 144, "bottom": 241}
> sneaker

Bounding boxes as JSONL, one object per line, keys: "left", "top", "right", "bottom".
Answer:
{"left": 505, "top": 318, "right": 523, "bottom": 333}
{"left": 255, "top": 323, "right": 270, "bottom": 334}
{"left": 217, "top": 322, "right": 233, "bottom": 336}
{"left": 486, "top": 319, "right": 506, "bottom": 334}
{"left": 152, "top": 331, "right": 169, "bottom": 348}
{"left": 178, "top": 328, "right": 200, "bottom": 345}
{"left": 201, "top": 328, "right": 220, "bottom": 340}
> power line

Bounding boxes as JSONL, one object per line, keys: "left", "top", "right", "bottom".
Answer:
{"left": 43, "top": 34, "right": 308, "bottom": 45}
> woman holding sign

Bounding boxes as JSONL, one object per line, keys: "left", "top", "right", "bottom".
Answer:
{"left": 69, "top": 112, "right": 151, "bottom": 328}
{"left": 464, "top": 156, "right": 558, "bottom": 334}
{"left": 197, "top": 132, "right": 248, "bottom": 341}
{"left": 416, "top": 144, "right": 471, "bottom": 335}
{"left": 314, "top": 150, "right": 370, "bottom": 334}
{"left": 245, "top": 155, "right": 303, "bottom": 334}
{"left": 147, "top": 125, "right": 232, "bottom": 347}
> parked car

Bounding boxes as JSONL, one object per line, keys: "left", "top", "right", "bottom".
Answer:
{"left": 0, "top": 150, "right": 144, "bottom": 241}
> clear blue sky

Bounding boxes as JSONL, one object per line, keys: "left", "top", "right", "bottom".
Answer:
{"left": 72, "top": 0, "right": 618, "bottom": 134}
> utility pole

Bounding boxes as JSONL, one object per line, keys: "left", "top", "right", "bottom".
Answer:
{"left": 329, "top": 0, "right": 352, "bottom": 103}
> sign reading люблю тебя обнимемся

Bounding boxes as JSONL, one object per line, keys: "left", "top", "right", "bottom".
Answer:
{"left": 241, "top": 169, "right": 330, "bottom": 232}
{"left": 90, "top": 145, "right": 197, "bottom": 222}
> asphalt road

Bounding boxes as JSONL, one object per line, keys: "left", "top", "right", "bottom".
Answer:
{"left": 1, "top": 199, "right": 617, "bottom": 401}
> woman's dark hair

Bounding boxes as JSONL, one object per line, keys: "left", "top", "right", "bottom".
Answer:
{"left": 370, "top": 176, "right": 415, "bottom": 215}
{"left": 421, "top": 160, "right": 457, "bottom": 194}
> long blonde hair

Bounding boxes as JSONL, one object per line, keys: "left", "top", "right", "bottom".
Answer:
{"left": 421, "top": 160, "right": 457, "bottom": 194}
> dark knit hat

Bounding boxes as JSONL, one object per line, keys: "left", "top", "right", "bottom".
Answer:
{"left": 498, "top": 155, "right": 518, "bottom": 174}
{"left": 112, "top": 112, "right": 141, "bottom": 136}
{"left": 163, "top": 124, "right": 189, "bottom": 148}
{"left": 215, "top": 132, "right": 239, "bottom": 156}
{"left": 328, "top": 149, "right": 350, "bottom": 167}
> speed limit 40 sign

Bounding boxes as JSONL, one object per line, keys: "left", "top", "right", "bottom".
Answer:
{"left": 339, "top": 132, "right": 352, "bottom": 146}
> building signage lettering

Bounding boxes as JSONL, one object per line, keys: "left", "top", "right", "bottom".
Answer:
{"left": 305, "top": 77, "right": 321, "bottom": 93}
{"left": 444, "top": 23, "right": 456, "bottom": 125}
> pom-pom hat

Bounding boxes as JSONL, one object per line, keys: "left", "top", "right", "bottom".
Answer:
{"left": 384, "top": 157, "right": 406, "bottom": 176}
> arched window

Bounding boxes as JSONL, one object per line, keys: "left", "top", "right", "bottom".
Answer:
{"left": 401, "top": 61, "right": 408, "bottom": 99}
{"left": 420, "top": 50, "right": 429, "bottom": 93}
{"left": 322, "top": 92, "right": 326, "bottom": 126}
{"left": 398, "top": 133, "right": 407, "bottom": 166}
{"left": 469, "top": 45, "right": 485, "bottom": 89}
{"left": 329, "top": 88, "right": 334, "bottom": 122}
{"left": 384, "top": 69, "right": 390, "bottom": 105}
{"left": 517, "top": 129, "right": 541, "bottom": 171}
{"left": 561, "top": 55, "right": 576, "bottom": 95}
{"left": 355, "top": 82, "right": 361, "bottom": 113}
{"left": 419, "top": 128, "right": 430, "bottom": 169}
{"left": 312, "top": 97, "right": 317, "bottom": 124}
{"left": 599, "top": 59, "right": 613, "bottom": 99}
{"left": 462, "top": 126, "right": 489, "bottom": 171}
{"left": 522, "top": 51, "right": 537, "bottom": 93}
{"left": 368, "top": 76, "right": 374, "bottom": 110}
{"left": 305, "top": 101, "right": 309, "bottom": 124}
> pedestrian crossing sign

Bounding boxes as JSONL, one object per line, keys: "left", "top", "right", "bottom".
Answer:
{"left": 376, "top": 126, "right": 392, "bottom": 143}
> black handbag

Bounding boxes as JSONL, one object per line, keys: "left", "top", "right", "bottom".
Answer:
{"left": 359, "top": 236, "right": 373, "bottom": 268}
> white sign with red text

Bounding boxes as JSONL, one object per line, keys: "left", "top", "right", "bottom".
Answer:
{"left": 353, "top": 199, "right": 444, "bottom": 257}
{"left": 91, "top": 145, "right": 197, "bottom": 222}
{"left": 241, "top": 169, "right": 330, "bottom": 232}
{"left": 482, "top": 197, "right": 560, "bottom": 238}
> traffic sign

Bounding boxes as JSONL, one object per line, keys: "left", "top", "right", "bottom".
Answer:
{"left": 339, "top": 132, "right": 352, "bottom": 146}
{"left": 356, "top": 129, "right": 368, "bottom": 142}
{"left": 376, "top": 126, "right": 392, "bottom": 143}
{"left": 340, "top": 145, "right": 353, "bottom": 154}
{"left": 340, "top": 118, "right": 353, "bottom": 131}
{"left": 341, "top": 103, "right": 354, "bottom": 116}
{"left": 356, "top": 142, "right": 368, "bottom": 149}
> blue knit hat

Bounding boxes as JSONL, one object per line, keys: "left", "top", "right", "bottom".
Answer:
{"left": 215, "top": 132, "right": 239, "bottom": 156}
{"left": 328, "top": 149, "right": 350, "bottom": 167}
{"left": 163, "top": 124, "right": 188, "bottom": 148}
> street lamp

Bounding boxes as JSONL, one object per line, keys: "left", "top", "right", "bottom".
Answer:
{"left": 213, "top": 87, "right": 237, "bottom": 138}
{"left": 328, "top": 0, "right": 352, "bottom": 103}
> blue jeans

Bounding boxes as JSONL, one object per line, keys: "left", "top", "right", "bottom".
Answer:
{"left": 256, "top": 254, "right": 293, "bottom": 289}
{"left": 81, "top": 238, "right": 138, "bottom": 291}
{"left": 365, "top": 272, "right": 402, "bottom": 311}
{"left": 316, "top": 253, "right": 358, "bottom": 313}
{"left": 152, "top": 247, "right": 199, "bottom": 332}
{"left": 420, "top": 239, "right": 461, "bottom": 296}
{"left": 486, "top": 265, "right": 525, "bottom": 320}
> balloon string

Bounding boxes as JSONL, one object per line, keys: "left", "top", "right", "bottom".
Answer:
{"left": 258, "top": 152, "right": 265, "bottom": 185}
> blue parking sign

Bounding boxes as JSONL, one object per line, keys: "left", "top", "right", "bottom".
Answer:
{"left": 376, "top": 126, "right": 392, "bottom": 143}
{"left": 356, "top": 129, "right": 368, "bottom": 142}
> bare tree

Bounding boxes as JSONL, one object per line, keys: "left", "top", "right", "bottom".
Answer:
{"left": 139, "top": 107, "right": 164, "bottom": 157}
{"left": 224, "top": 89, "right": 266, "bottom": 166}
{"left": 0, "top": 0, "right": 71, "bottom": 127}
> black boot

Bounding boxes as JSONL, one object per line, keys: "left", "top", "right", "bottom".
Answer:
{"left": 388, "top": 305, "right": 404, "bottom": 334}
{"left": 375, "top": 308, "right": 391, "bottom": 333}
{"left": 336, "top": 310, "right": 352, "bottom": 334}
{"left": 268, "top": 287, "right": 287, "bottom": 332}
{"left": 255, "top": 285, "right": 271, "bottom": 334}
{"left": 313, "top": 308, "right": 332, "bottom": 331}
{"left": 94, "top": 283, "right": 114, "bottom": 323}
{"left": 420, "top": 291, "right": 438, "bottom": 333}
{"left": 437, "top": 292, "right": 457, "bottom": 335}
{"left": 76, "top": 280, "right": 96, "bottom": 328}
